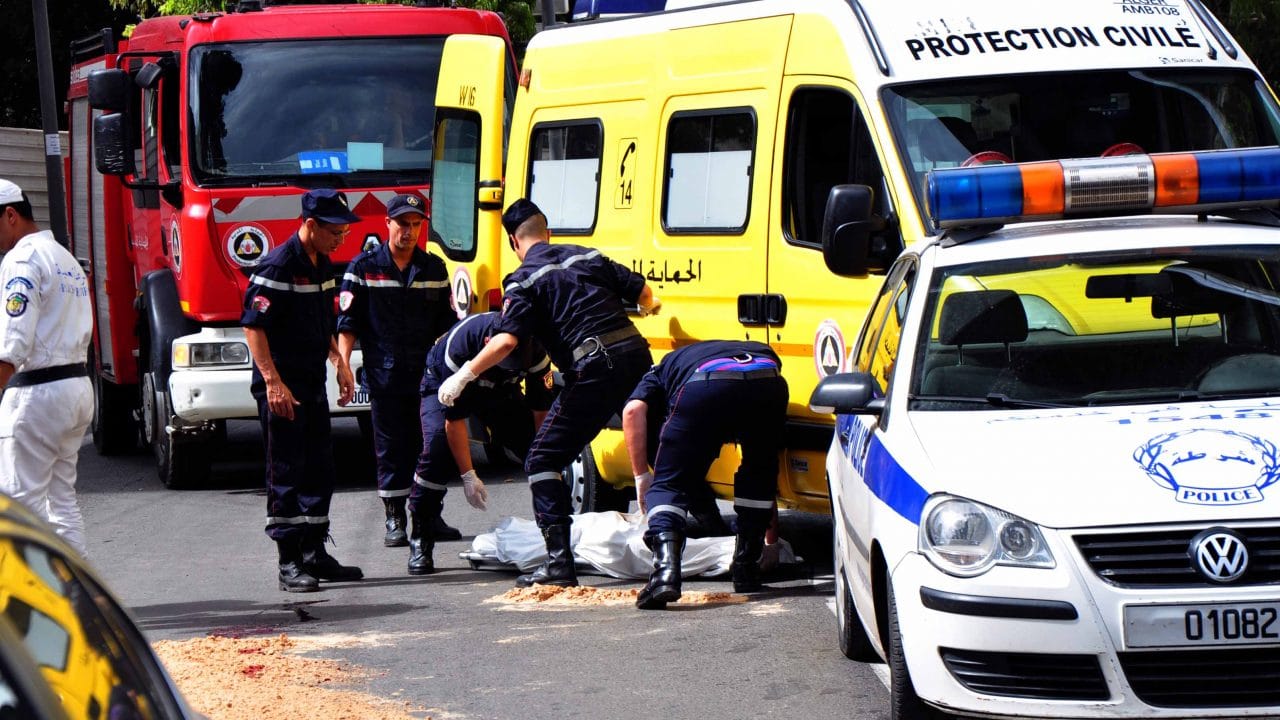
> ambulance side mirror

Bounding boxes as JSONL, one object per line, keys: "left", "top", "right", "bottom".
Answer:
{"left": 88, "top": 69, "right": 130, "bottom": 112}
{"left": 809, "top": 372, "right": 884, "bottom": 415}
{"left": 93, "top": 113, "right": 135, "bottom": 177}
{"left": 821, "top": 184, "right": 893, "bottom": 278}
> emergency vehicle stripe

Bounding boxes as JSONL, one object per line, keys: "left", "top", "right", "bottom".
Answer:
{"left": 414, "top": 474, "right": 448, "bottom": 491}
{"left": 443, "top": 313, "right": 487, "bottom": 373}
{"left": 265, "top": 515, "right": 330, "bottom": 525}
{"left": 504, "top": 249, "right": 601, "bottom": 293}
{"left": 864, "top": 434, "right": 929, "bottom": 525}
{"left": 251, "top": 275, "right": 336, "bottom": 293}
{"left": 647, "top": 504, "right": 687, "bottom": 520}
{"left": 528, "top": 471, "right": 561, "bottom": 485}
{"left": 733, "top": 497, "right": 774, "bottom": 510}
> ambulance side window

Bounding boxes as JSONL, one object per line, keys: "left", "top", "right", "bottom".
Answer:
{"left": 854, "top": 258, "right": 915, "bottom": 394}
{"left": 431, "top": 112, "right": 480, "bottom": 262}
{"left": 782, "top": 88, "right": 887, "bottom": 249}
{"left": 662, "top": 109, "right": 755, "bottom": 233}
{"left": 527, "top": 121, "right": 602, "bottom": 234}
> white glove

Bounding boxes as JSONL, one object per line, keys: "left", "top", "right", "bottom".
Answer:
{"left": 437, "top": 361, "right": 478, "bottom": 407}
{"left": 634, "top": 471, "right": 653, "bottom": 514}
{"left": 461, "top": 469, "right": 488, "bottom": 511}
{"left": 638, "top": 295, "right": 662, "bottom": 317}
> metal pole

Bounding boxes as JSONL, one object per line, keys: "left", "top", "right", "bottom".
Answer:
{"left": 539, "top": 0, "right": 557, "bottom": 28}
{"left": 32, "top": 0, "right": 69, "bottom": 247}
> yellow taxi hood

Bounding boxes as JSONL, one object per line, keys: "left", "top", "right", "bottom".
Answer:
{"left": 906, "top": 397, "right": 1280, "bottom": 528}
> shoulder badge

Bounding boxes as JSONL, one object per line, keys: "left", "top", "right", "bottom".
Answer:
{"left": 251, "top": 295, "right": 271, "bottom": 314}
{"left": 4, "top": 277, "right": 33, "bottom": 291}
{"left": 339, "top": 290, "right": 355, "bottom": 312}
{"left": 5, "top": 292, "right": 29, "bottom": 317}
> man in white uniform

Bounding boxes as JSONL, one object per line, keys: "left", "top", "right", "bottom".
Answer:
{"left": 0, "top": 179, "right": 93, "bottom": 554}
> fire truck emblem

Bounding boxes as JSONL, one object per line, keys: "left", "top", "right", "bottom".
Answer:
{"left": 5, "top": 292, "right": 28, "bottom": 317}
{"left": 226, "top": 225, "right": 271, "bottom": 267}
{"left": 362, "top": 235, "right": 380, "bottom": 253}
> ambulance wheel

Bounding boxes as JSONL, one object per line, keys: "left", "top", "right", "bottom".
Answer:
{"left": 887, "top": 580, "right": 952, "bottom": 720}
{"left": 835, "top": 540, "right": 878, "bottom": 661}
{"left": 567, "top": 447, "right": 630, "bottom": 514}
{"left": 144, "top": 372, "right": 209, "bottom": 490}
{"left": 91, "top": 369, "right": 139, "bottom": 456}
{"left": 466, "top": 417, "right": 516, "bottom": 469}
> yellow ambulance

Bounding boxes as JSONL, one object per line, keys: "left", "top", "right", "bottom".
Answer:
{"left": 428, "top": 0, "right": 1279, "bottom": 513}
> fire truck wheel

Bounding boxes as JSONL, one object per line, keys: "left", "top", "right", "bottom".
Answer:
{"left": 566, "top": 446, "right": 631, "bottom": 515}
{"left": 90, "top": 361, "right": 140, "bottom": 456}
{"left": 144, "top": 372, "right": 210, "bottom": 489}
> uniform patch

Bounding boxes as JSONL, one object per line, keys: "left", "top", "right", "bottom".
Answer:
{"left": 251, "top": 295, "right": 271, "bottom": 313}
{"left": 542, "top": 370, "right": 554, "bottom": 390}
{"left": 339, "top": 290, "right": 354, "bottom": 311}
{"left": 4, "top": 277, "right": 33, "bottom": 291}
{"left": 502, "top": 296, "right": 511, "bottom": 317}
{"left": 5, "top": 292, "right": 28, "bottom": 317}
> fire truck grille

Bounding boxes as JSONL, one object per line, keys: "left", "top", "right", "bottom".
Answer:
{"left": 1119, "top": 647, "right": 1280, "bottom": 708}
{"left": 1073, "top": 525, "right": 1280, "bottom": 587}
{"left": 939, "top": 649, "right": 1109, "bottom": 700}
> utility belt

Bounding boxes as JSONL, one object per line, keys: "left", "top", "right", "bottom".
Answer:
{"left": 7, "top": 363, "right": 88, "bottom": 388}
{"left": 570, "top": 325, "right": 644, "bottom": 363}
{"left": 687, "top": 354, "right": 780, "bottom": 382}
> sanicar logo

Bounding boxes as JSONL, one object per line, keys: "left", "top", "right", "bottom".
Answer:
{"left": 1134, "top": 429, "right": 1280, "bottom": 506}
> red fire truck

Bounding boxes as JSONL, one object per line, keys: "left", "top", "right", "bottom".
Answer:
{"left": 65, "top": 2, "right": 516, "bottom": 488}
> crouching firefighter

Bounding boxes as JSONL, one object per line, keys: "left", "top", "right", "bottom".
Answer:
{"left": 243, "top": 189, "right": 364, "bottom": 592}
{"left": 622, "top": 340, "right": 789, "bottom": 608}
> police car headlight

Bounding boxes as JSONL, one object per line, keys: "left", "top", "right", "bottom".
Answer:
{"left": 919, "top": 495, "right": 1054, "bottom": 577}
{"left": 172, "top": 341, "right": 251, "bottom": 368}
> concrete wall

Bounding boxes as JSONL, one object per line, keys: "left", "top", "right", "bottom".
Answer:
{"left": 0, "top": 126, "right": 70, "bottom": 229}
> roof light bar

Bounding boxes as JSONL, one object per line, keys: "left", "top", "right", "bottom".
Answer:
{"left": 927, "top": 146, "right": 1280, "bottom": 229}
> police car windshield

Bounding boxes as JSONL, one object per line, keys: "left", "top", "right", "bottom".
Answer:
{"left": 910, "top": 245, "right": 1280, "bottom": 410}
{"left": 882, "top": 68, "right": 1280, "bottom": 229}
{"left": 190, "top": 38, "right": 443, "bottom": 186}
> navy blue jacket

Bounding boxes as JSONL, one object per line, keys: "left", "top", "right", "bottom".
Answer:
{"left": 629, "top": 340, "right": 781, "bottom": 421}
{"left": 336, "top": 243, "right": 453, "bottom": 394}
{"left": 425, "top": 312, "right": 555, "bottom": 420}
{"left": 492, "top": 242, "right": 645, "bottom": 370}
{"left": 241, "top": 233, "right": 337, "bottom": 396}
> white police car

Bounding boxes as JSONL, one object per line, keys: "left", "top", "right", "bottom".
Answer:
{"left": 810, "top": 147, "right": 1280, "bottom": 719}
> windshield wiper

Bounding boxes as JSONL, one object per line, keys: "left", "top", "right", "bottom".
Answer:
{"left": 911, "top": 393, "right": 1073, "bottom": 409}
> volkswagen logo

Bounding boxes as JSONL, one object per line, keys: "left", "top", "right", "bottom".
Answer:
{"left": 1189, "top": 527, "right": 1249, "bottom": 583}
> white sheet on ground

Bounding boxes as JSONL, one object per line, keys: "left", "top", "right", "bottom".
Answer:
{"left": 464, "top": 511, "right": 794, "bottom": 579}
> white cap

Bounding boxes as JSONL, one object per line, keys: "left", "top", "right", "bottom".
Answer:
{"left": 0, "top": 179, "right": 23, "bottom": 205}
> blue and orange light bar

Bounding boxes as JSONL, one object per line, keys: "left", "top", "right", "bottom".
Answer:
{"left": 927, "top": 146, "right": 1280, "bottom": 229}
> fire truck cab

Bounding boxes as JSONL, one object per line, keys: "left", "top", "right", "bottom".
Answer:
{"left": 66, "top": 2, "right": 516, "bottom": 488}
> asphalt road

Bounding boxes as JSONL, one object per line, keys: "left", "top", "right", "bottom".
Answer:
{"left": 77, "top": 418, "right": 892, "bottom": 720}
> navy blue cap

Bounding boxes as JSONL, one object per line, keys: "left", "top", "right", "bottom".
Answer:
{"left": 387, "top": 193, "right": 427, "bottom": 219}
{"left": 501, "top": 198, "right": 544, "bottom": 236}
{"left": 301, "top": 188, "right": 360, "bottom": 224}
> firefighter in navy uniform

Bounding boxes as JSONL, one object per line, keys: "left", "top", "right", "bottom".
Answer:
{"left": 622, "top": 340, "right": 788, "bottom": 608}
{"left": 243, "top": 188, "right": 362, "bottom": 593}
{"left": 437, "top": 198, "right": 660, "bottom": 587}
{"left": 337, "top": 193, "right": 457, "bottom": 548}
{"left": 409, "top": 311, "right": 555, "bottom": 574}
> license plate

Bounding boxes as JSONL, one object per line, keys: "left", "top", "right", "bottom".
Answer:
{"left": 348, "top": 388, "right": 370, "bottom": 408}
{"left": 1125, "top": 601, "right": 1280, "bottom": 648}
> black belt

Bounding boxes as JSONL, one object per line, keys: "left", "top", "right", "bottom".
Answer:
{"left": 8, "top": 363, "right": 88, "bottom": 388}
{"left": 687, "top": 368, "right": 780, "bottom": 382}
{"left": 571, "top": 326, "right": 643, "bottom": 362}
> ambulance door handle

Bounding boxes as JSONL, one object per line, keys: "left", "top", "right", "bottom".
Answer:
{"left": 737, "top": 293, "right": 787, "bottom": 327}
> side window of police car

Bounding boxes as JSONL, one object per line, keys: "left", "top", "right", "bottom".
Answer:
{"left": 854, "top": 259, "right": 916, "bottom": 397}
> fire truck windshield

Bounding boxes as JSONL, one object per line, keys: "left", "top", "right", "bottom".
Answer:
{"left": 883, "top": 68, "right": 1280, "bottom": 227}
{"left": 190, "top": 37, "right": 444, "bottom": 186}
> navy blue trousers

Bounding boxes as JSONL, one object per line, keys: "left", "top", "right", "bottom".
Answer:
{"left": 370, "top": 390, "right": 422, "bottom": 498}
{"left": 255, "top": 389, "right": 335, "bottom": 542}
{"left": 526, "top": 345, "right": 652, "bottom": 528}
{"left": 646, "top": 375, "right": 788, "bottom": 537}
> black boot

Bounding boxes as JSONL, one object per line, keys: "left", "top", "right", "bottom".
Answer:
{"left": 515, "top": 524, "right": 578, "bottom": 587}
{"left": 301, "top": 533, "right": 364, "bottom": 581}
{"left": 383, "top": 497, "right": 408, "bottom": 547}
{"left": 407, "top": 512, "right": 435, "bottom": 576}
{"left": 731, "top": 532, "right": 766, "bottom": 593}
{"left": 431, "top": 514, "right": 463, "bottom": 542}
{"left": 277, "top": 538, "right": 319, "bottom": 593}
{"left": 636, "top": 531, "right": 684, "bottom": 610}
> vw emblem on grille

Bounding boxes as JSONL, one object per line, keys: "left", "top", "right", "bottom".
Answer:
{"left": 1190, "top": 528, "right": 1249, "bottom": 583}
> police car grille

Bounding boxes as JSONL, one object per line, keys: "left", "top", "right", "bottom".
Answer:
{"left": 939, "top": 649, "right": 1109, "bottom": 700}
{"left": 1074, "top": 526, "right": 1280, "bottom": 587}
{"left": 1119, "top": 647, "right": 1280, "bottom": 708}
